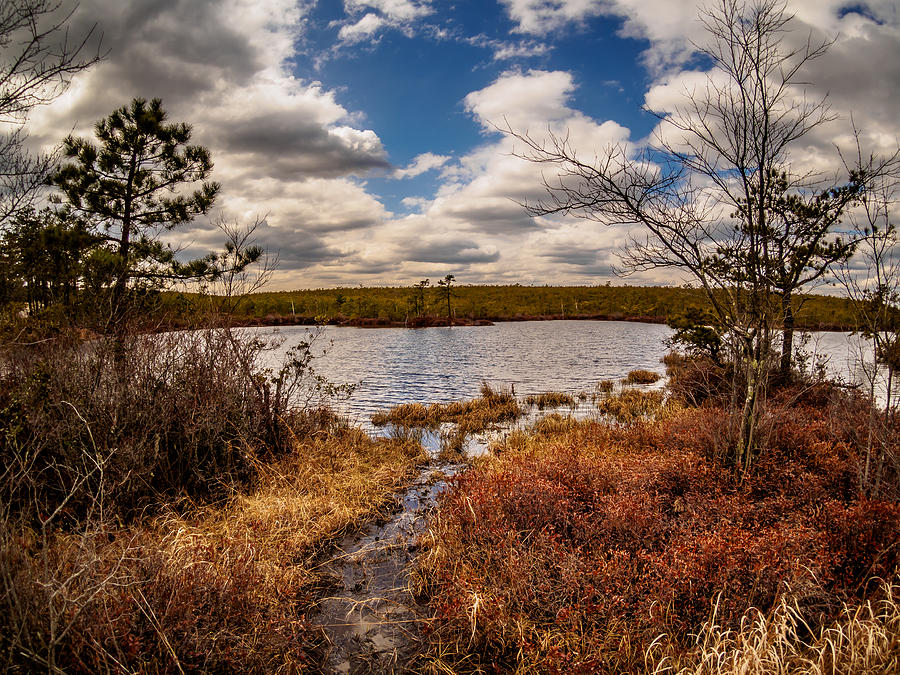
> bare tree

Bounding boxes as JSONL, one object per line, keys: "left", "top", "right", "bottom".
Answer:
{"left": 839, "top": 155, "right": 900, "bottom": 496}
{"left": 202, "top": 214, "right": 277, "bottom": 315}
{"left": 0, "top": 0, "right": 102, "bottom": 226}
{"left": 508, "top": 0, "right": 876, "bottom": 470}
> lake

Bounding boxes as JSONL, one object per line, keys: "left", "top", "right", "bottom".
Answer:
{"left": 249, "top": 320, "right": 884, "bottom": 425}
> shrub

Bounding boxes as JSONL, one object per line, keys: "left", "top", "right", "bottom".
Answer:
{"left": 0, "top": 328, "right": 334, "bottom": 522}
{"left": 416, "top": 400, "right": 900, "bottom": 673}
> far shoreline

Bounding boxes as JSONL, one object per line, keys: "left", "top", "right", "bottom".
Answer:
{"left": 158, "top": 311, "right": 855, "bottom": 334}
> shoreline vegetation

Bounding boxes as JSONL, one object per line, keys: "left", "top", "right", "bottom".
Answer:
{"left": 142, "top": 284, "right": 862, "bottom": 332}
{"left": 1, "top": 324, "right": 897, "bottom": 672}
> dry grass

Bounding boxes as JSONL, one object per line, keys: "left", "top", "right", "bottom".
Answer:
{"left": 597, "top": 388, "right": 671, "bottom": 423}
{"left": 648, "top": 577, "right": 900, "bottom": 674}
{"left": 597, "top": 379, "right": 616, "bottom": 394}
{"left": 371, "top": 383, "right": 523, "bottom": 433}
{"left": 0, "top": 416, "right": 426, "bottom": 673}
{"left": 525, "top": 391, "right": 577, "bottom": 409}
{"left": 624, "top": 369, "right": 662, "bottom": 385}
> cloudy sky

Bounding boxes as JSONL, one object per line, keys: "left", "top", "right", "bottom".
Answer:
{"left": 21, "top": 0, "right": 900, "bottom": 289}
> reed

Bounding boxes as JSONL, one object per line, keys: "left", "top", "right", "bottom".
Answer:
{"left": 648, "top": 578, "right": 900, "bottom": 674}
{"left": 597, "top": 388, "right": 668, "bottom": 422}
{"left": 372, "top": 382, "right": 523, "bottom": 433}
{"left": 524, "top": 391, "right": 576, "bottom": 409}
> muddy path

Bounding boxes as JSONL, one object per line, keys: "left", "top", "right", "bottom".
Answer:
{"left": 312, "top": 460, "right": 462, "bottom": 673}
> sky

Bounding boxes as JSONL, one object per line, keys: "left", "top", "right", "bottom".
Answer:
{"left": 18, "top": 0, "right": 900, "bottom": 289}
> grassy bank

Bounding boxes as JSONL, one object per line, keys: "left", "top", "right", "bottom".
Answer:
{"left": 415, "top": 378, "right": 900, "bottom": 673}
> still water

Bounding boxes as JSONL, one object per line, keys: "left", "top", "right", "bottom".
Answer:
{"left": 249, "top": 320, "right": 882, "bottom": 424}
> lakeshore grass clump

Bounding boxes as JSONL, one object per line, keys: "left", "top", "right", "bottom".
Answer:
{"left": 597, "top": 387, "right": 669, "bottom": 422}
{"left": 623, "top": 369, "right": 661, "bottom": 385}
{"left": 371, "top": 382, "right": 522, "bottom": 433}
{"left": 415, "top": 382, "right": 900, "bottom": 674}
{"left": 525, "top": 391, "right": 576, "bottom": 409}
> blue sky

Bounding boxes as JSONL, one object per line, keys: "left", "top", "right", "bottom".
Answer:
{"left": 22, "top": 0, "right": 900, "bottom": 288}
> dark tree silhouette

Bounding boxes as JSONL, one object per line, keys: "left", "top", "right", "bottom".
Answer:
{"left": 52, "top": 98, "right": 222, "bottom": 329}
{"left": 437, "top": 274, "right": 454, "bottom": 325}
{"left": 0, "top": 0, "right": 102, "bottom": 225}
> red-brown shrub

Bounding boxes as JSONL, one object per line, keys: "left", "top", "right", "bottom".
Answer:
{"left": 419, "top": 401, "right": 900, "bottom": 673}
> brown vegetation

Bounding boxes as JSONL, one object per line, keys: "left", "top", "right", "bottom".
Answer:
{"left": 0, "top": 328, "right": 425, "bottom": 673}
{"left": 596, "top": 388, "right": 670, "bottom": 423}
{"left": 525, "top": 391, "right": 577, "bottom": 409}
{"left": 415, "top": 372, "right": 900, "bottom": 673}
{"left": 371, "top": 382, "right": 522, "bottom": 433}
{"left": 623, "top": 369, "right": 661, "bottom": 385}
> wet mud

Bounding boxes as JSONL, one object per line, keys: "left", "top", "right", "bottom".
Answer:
{"left": 312, "top": 463, "right": 462, "bottom": 673}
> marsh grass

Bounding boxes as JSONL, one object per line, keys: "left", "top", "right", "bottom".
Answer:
{"left": 372, "top": 383, "right": 523, "bottom": 434}
{"left": 624, "top": 369, "right": 662, "bottom": 385}
{"left": 0, "top": 326, "right": 427, "bottom": 673}
{"left": 415, "top": 391, "right": 900, "bottom": 674}
{"left": 597, "top": 379, "right": 616, "bottom": 394}
{"left": 597, "top": 388, "right": 670, "bottom": 423}
{"left": 648, "top": 578, "right": 900, "bottom": 674}
{"left": 524, "top": 391, "right": 576, "bottom": 409}
{"left": 0, "top": 414, "right": 425, "bottom": 673}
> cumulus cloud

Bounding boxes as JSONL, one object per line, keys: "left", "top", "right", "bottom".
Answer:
{"left": 323, "top": 69, "right": 636, "bottom": 285}
{"left": 338, "top": 13, "right": 387, "bottom": 43}
{"left": 16, "top": 0, "right": 899, "bottom": 288}
{"left": 499, "top": 0, "right": 608, "bottom": 35}
{"left": 24, "top": 0, "right": 394, "bottom": 287}
{"left": 336, "top": 0, "right": 433, "bottom": 45}
{"left": 394, "top": 152, "right": 452, "bottom": 179}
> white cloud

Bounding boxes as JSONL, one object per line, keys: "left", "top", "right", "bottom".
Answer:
{"left": 338, "top": 13, "right": 387, "bottom": 42}
{"left": 465, "top": 35, "right": 552, "bottom": 61}
{"left": 23, "top": 0, "right": 393, "bottom": 289}
{"left": 394, "top": 152, "right": 452, "bottom": 178}
{"left": 345, "top": 0, "right": 433, "bottom": 22}
{"left": 317, "top": 69, "right": 635, "bottom": 286}
{"left": 499, "top": 0, "right": 608, "bottom": 34}
{"left": 491, "top": 40, "right": 551, "bottom": 60}
{"left": 336, "top": 0, "right": 433, "bottom": 45}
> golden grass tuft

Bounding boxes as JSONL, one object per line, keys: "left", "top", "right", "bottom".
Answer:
{"left": 624, "top": 369, "right": 662, "bottom": 385}
{"left": 524, "top": 391, "right": 577, "bottom": 409}
{"left": 648, "top": 578, "right": 900, "bottom": 674}
{"left": 597, "top": 388, "right": 669, "bottom": 423}
{"left": 371, "top": 382, "right": 523, "bottom": 434}
{"left": 1, "top": 415, "right": 426, "bottom": 673}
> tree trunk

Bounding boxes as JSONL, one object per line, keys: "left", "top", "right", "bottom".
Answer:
{"left": 736, "top": 355, "right": 761, "bottom": 474}
{"left": 780, "top": 292, "right": 794, "bottom": 381}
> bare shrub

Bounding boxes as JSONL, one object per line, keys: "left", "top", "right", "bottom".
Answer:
{"left": 0, "top": 327, "right": 338, "bottom": 522}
